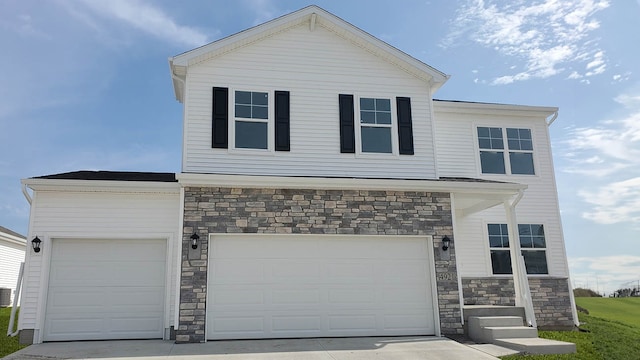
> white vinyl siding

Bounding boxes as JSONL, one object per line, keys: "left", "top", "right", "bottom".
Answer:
{"left": 182, "top": 23, "right": 436, "bottom": 179}
{"left": 454, "top": 205, "right": 567, "bottom": 278}
{"left": 18, "top": 189, "right": 180, "bottom": 339}
{"left": 436, "top": 103, "right": 568, "bottom": 278}
{"left": 0, "top": 240, "right": 26, "bottom": 306}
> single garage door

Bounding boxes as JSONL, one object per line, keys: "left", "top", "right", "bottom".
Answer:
{"left": 44, "top": 239, "right": 166, "bottom": 341}
{"left": 207, "top": 235, "right": 435, "bottom": 340}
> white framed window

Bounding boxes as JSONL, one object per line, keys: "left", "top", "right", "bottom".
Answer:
{"left": 357, "top": 97, "right": 395, "bottom": 154}
{"left": 232, "top": 90, "right": 271, "bottom": 150}
{"left": 477, "top": 127, "right": 535, "bottom": 175}
{"left": 487, "top": 223, "right": 549, "bottom": 275}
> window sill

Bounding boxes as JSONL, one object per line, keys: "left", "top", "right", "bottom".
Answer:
{"left": 226, "top": 148, "right": 276, "bottom": 156}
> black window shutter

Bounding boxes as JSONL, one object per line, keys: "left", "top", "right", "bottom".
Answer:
{"left": 212, "top": 87, "right": 228, "bottom": 148}
{"left": 396, "top": 97, "right": 414, "bottom": 155}
{"left": 339, "top": 94, "right": 355, "bottom": 153}
{"left": 275, "top": 91, "right": 290, "bottom": 151}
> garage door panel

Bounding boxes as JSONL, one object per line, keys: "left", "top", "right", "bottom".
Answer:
{"left": 110, "top": 263, "right": 166, "bottom": 285}
{"left": 213, "top": 237, "right": 322, "bottom": 259}
{"left": 45, "top": 239, "right": 166, "bottom": 341}
{"left": 328, "top": 288, "right": 376, "bottom": 304}
{"left": 208, "top": 235, "right": 435, "bottom": 339}
{"left": 384, "top": 312, "right": 432, "bottom": 331}
{"left": 272, "top": 315, "right": 321, "bottom": 332}
{"left": 382, "top": 261, "right": 429, "bottom": 280}
{"left": 271, "top": 289, "right": 321, "bottom": 305}
{"left": 382, "top": 287, "right": 430, "bottom": 303}
{"left": 51, "top": 239, "right": 165, "bottom": 262}
{"left": 213, "top": 288, "right": 266, "bottom": 305}
{"left": 271, "top": 261, "right": 321, "bottom": 279}
{"left": 212, "top": 260, "right": 265, "bottom": 284}
{"left": 211, "top": 315, "right": 265, "bottom": 334}
{"left": 328, "top": 314, "right": 377, "bottom": 331}
{"left": 110, "top": 316, "right": 163, "bottom": 333}
{"left": 326, "top": 262, "right": 374, "bottom": 280}
{"left": 46, "top": 317, "right": 104, "bottom": 337}
{"left": 47, "top": 289, "right": 107, "bottom": 311}
{"left": 324, "top": 239, "right": 419, "bottom": 259}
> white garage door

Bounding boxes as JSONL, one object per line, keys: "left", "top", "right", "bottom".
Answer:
{"left": 44, "top": 239, "right": 166, "bottom": 341}
{"left": 207, "top": 235, "right": 435, "bottom": 340}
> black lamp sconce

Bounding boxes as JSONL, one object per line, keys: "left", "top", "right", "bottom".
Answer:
{"left": 442, "top": 236, "right": 451, "bottom": 251}
{"left": 190, "top": 233, "right": 200, "bottom": 249}
{"left": 32, "top": 236, "right": 42, "bottom": 253}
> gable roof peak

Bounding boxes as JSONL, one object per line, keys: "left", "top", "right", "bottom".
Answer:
{"left": 169, "top": 5, "right": 449, "bottom": 102}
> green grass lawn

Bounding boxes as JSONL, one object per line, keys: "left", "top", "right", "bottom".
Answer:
{"left": 501, "top": 297, "right": 640, "bottom": 359}
{"left": 0, "top": 307, "right": 28, "bottom": 358}
{"left": 575, "top": 297, "right": 640, "bottom": 328}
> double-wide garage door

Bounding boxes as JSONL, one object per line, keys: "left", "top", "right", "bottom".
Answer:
{"left": 44, "top": 239, "right": 166, "bottom": 341}
{"left": 207, "top": 235, "right": 435, "bottom": 339}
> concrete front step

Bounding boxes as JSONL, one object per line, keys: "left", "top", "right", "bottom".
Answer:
{"left": 468, "top": 316, "right": 535, "bottom": 343}
{"left": 484, "top": 326, "right": 538, "bottom": 339}
{"left": 468, "top": 316, "right": 524, "bottom": 328}
{"left": 494, "top": 337, "right": 577, "bottom": 355}
{"left": 463, "top": 305, "right": 526, "bottom": 323}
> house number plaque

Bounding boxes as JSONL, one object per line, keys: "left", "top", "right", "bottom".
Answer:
{"left": 436, "top": 272, "right": 455, "bottom": 281}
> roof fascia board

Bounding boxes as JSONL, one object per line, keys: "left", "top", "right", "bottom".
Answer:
{"left": 177, "top": 173, "right": 526, "bottom": 194}
{"left": 170, "top": 5, "right": 449, "bottom": 93}
{"left": 312, "top": 8, "right": 449, "bottom": 87}
{"left": 0, "top": 233, "right": 27, "bottom": 246}
{"left": 21, "top": 178, "right": 180, "bottom": 194}
{"left": 171, "top": 6, "right": 314, "bottom": 67}
{"left": 434, "top": 100, "right": 558, "bottom": 117}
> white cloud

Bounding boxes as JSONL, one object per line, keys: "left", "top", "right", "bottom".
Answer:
{"left": 567, "top": 71, "right": 583, "bottom": 79}
{"left": 76, "top": 0, "right": 209, "bottom": 47}
{"left": 444, "top": 0, "right": 610, "bottom": 84}
{"left": 578, "top": 178, "right": 640, "bottom": 224}
{"left": 243, "top": 0, "right": 284, "bottom": 26}
{"left": 570, "top": 255, "right": 640, "bottom": 295}
{"left": 563, "top": 89, "right": 640, "bottom": 224}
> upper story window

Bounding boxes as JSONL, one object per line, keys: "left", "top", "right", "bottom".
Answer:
{"left": 234, "top": 91, "right": 269, "bottom": 150}
{"left": 488, "top": 223, "right": 548, "bottom": 275}
{"left": 211, "top": 87, "right": 289, "bottom": 151}
{"left": 359, "top": 98, "right": 393, "bottom": 153}
{"left": 477, "top": 127, "right": 535, "bottom": 175}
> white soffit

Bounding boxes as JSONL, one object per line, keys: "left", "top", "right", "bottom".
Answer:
{"left": 434, "top": 100, "right": 558, "bottom": 118}
{"left": 21, "top": 178, "right": 180, "bottom": 194}
{"left": 177, "top": 173, "right": 526, "bottom": 195}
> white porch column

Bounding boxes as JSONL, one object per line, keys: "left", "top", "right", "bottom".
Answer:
{"left": 504, "top": 192, "right": 537, "bottom": 328}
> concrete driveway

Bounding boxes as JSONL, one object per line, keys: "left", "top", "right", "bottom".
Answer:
{"left": 3, "top": 337, "right": 501, "bottom": 360}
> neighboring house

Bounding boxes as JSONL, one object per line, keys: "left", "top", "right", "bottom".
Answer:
{"left": 0, "top": 226, "right": 26, "bottom": 307}
{"left": 16, "top": 6, "right": 577, "bottom": 345}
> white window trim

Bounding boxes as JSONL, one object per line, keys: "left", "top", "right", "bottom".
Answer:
{"left": 485, "top": 221, "right": 550, "bottom": 277}
{"left": 474, "top": 125, "right": 539, "bottom": 177}
{"left": 229, "top": 88, "right": 275, "bottom": 154}
{"left": 518, "top": 223, "right": 549, "bottom": 276}
{"left": 354, "top": 94, "right": 399, "bottom": 157}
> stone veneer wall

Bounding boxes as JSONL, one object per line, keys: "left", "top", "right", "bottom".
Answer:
{"left": 177, "top": 187, "right": 462, "bottom": 343}
{"left": 462, "top": 277, "right": 575, "bottom": 330}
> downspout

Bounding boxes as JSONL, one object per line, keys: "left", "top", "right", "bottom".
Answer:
{"left": 546, "top": 110, "right": 558, "bottom": 127}
{"left": 504, "top": 189, "right": 537, "bottom": 327}
{"left": 7, "top": 262, "right": 24, "bottom": 337}
{"left": 21, "top": 183, "right": 32, "bottom": 205}
{"left": 546, "top": 110, "right": 580, "bottom": 327}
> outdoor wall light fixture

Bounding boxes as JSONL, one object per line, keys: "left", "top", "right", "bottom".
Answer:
{"left": 31, "top": 236, "right": 42, "bottom": 253}
{"left": 190, "top": 233, "right": 200, "bottom": 250}
{"left": 442, "top": 236, "right": 451, "bottom": 251}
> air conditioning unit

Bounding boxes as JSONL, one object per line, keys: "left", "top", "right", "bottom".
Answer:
{"left": 0, "top": 288, "right": 11, "bottom": 307}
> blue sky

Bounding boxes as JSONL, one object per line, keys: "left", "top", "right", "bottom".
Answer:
{"left": 1, "top": 0, "right": 638, "bottom": 294}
